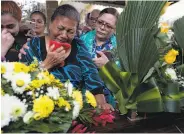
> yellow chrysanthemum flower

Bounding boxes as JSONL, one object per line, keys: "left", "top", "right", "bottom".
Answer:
{"left": 160, "top": 22, "right": 170, "bottom": 33}
{"left": 85, "top": 91, "right": 97, "bottom": 108}
{"left": 57, "top": 97, "right": 71, "bottom": 111}
{"left": 14, "top": 62, "right": 30, "bottom": 73}
{"left": 161, "top": 2, "right": 172, "bottom": 15}
{"left": 1, "top": 65, "right": 6, "bottom": 74}
{"left": 33, "top": 96, "right": 54, "bottom": 120}
{"left": 29, "top": 63, "right": 38, "bottom": 72}
{"left": 1, "top": 88, "right": 5, "bottom": 96}
{"left": 28, "top": 80, "right": 45, "bottom": 90}
{"left": 72, "top": 91, "right": 83, "bottom": 109}
{"left": 164, "top": 49, "right": 179, "bottom": 64}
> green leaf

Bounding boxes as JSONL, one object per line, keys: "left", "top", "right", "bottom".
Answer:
{"left": 115, "top": 90, "right": 128, "bottom": 114}
{"left": 173, "top": 16, "right": 184, "bottom": 49}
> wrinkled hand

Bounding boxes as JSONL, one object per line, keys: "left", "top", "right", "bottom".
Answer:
{"left": 92, "top": 51, "right": 109, "bottom": 68}
{"left": 41, "top": 45, "right": 71, "bottom": 70}
{"left": 95, "top": 94, "right": 114, "bottom": 111}
{"left": 1, "top": 29, "right": 15, "bottom": 57}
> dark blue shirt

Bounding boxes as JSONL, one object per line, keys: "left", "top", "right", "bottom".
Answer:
{"left": 21, "top": 36, "right": 105, "bottom": 95}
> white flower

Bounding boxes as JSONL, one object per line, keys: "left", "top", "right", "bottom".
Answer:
{"left": 1, "top": 109, "right": 11, "bottom": 128}
{"left": 9, "top": 97, "right": 27, "bottom": 121}
{"left": 2, "top": 62, "right": 14, "bottom": 82}
{"left": 27, "top": 91, "right": 33, "bottom": 96}
{"left": 1, "top": 95, "right": 11, "bottom": 128}
{"left": 167, "top": 30, "right": 174, "bottom": 40}
{"left": 1, "top": 94, "right": 27, "bottom": 126}
{"left": 1, "top": 62, "right": 14, "bottom": 73}
{"left": 165, "top": 68, "right": 178, "bottom": 81}
{"left": 11, "top": 72, "right": 31, "bottom": 94}
{"left": 37, "top": 72, "right": 44, "bottom": 80}
{"left": 3, "top": 72, "right": 14, "bottom": 82}
{"left": 64, "top": 81, "right": 73, "bottom": 97}
{"left": 72, "top": 101, "right": 80, "bottom": 120}
{"left": 23, "top": 111, "right": 34, "bottom": 124}
{"left": 23, "top": 99, "right": 27, "bottom": 103}
{"left": 35, "top": 92, "right": 39, "bottom": 97}
{"left": 46, "top": 87, "right": 60, "bottom": 100}
{"left": 159, "top": 0, "right": 184, "bottom": 26}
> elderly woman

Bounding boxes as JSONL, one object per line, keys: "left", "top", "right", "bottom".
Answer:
{"left": 20, "top": 4, "right": 114, "bottom": 110}
{"left": 1, "top": 1, "right": 28, "bottom": 61}
{"left": 80, "top": 8, "right": 119, "bottom": 107}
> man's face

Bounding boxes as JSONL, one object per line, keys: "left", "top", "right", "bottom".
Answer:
{"left": 95, "top": 13, "right": 116, "bottom": 40}
{"left": 1, "top": 14, "right": 20, "bottom": 36}
{"left": 49, "top": 16, "right": 78, "bottom": 44}
{"left": 88, "top": 10, "right": 100, "bottom": 29}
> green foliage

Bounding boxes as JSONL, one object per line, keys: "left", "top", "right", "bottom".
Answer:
{"left": 116, "top": 1, "right": 166, "bottom": 82}
{"left": 173, "top": 16, "right": 184, "bottom": 49}
{"left": 1, "top": 78, "right": 14, "bottom": 95}
{"left": 4, "top": 110, "right": 73, "bottom": 133}
{"left": 99, "top": 1, "right": 184, "bottom": 114}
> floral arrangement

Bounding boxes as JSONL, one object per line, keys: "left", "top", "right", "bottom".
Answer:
{"left": 1, "top": 60, "right": 98, "bottom": 133}
{"left": 99, "top": 1, "right": 184, "bottom": 116}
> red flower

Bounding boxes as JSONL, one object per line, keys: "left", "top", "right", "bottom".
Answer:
{"left": 93, "top": 109, "right": 115, "bottom": 126}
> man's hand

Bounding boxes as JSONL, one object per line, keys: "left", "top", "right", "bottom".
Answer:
{"left": 95, "top": 94, "right": 114, "bottom": 111}
{"left": 92, "top": 51, "right": 109, "bottom": 68}
{"left": 1, "top": 29, "right": 15, "bottom": 57}
{"left": 41, "top": 45, "right": 71, "bottom": 70}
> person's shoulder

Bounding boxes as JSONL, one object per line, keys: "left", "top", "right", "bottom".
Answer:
{"left": 110, "top": 34, "right": 117, "bottom": 46}
{"left": 28, "top": 36, "right": 45, "bottom": 47}
{"left": 73, "top": 37, "right": 85, "bottom": 46}
{"left": 80, "top": 30, "right": 95, "bottom": 39}
{"left": 73, "top": 37, "right": 88, "bottom": 51}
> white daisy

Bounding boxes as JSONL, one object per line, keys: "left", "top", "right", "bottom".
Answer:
{"left": 11, "top": 72, "right": 31, "bottom": 94}
{"left": 23, "top": 111, "right": 34, "bottom": 124}
{"left": 72, "top": 101, "right": 80, "bottom": 120}
{"left": 1, "top": 95, "right": 11, "bottom": 128}
{"left": 1, "top": 62, "right": 14, "bottom": 73}
{"left": 1, "top": 109, "right": 11, "bottom": 128}
{"left": 64, "top": 81, "right": 73, "bottom": 97}
{"left": 3, "top": 72, "right": 14, "bottom": 82}
{"left": 46, "top": 87, "right": 60, "bottom": 100}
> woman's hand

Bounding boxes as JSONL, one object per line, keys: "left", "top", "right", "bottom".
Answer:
{"left": 41, "top": 45, "right": 71, "bottom": 70}
{"left": 1, "top": 29, "right": 15, "bottom": 57}
{"left": 19, "top": 43, "right": 29, "bottom": 59}
{"left": 92, "top": 51, "right": 109, "bottom": 68}
{"left": 95, "top": 94, "right": 114, "bottom": 111}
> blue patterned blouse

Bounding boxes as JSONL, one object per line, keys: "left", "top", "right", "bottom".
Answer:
{"left": 80, "top": 30, "right": 117, "bottom": 58}
{"left": 21, "top": 36, "right": 106, "bottom": 95}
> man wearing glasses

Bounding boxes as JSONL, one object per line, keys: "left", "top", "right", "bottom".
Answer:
{"left": 80, "top": 8, "right": 119, "bottom": 107}
{"left": 82, "top": 9, "right": 100, "bottom": 34}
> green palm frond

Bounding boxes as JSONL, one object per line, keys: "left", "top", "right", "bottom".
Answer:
{"left": 173, "top": 16, "right": 184, "bottom": 49}
{"left": 116, "top": 1, "right": 166, "bottom": 82}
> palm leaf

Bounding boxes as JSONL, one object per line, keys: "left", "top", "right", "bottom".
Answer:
{"left": 116, "top": 1, "right": 166, "bottom": 82}
{"left": 173, "top": 16, "right": 184, "bottom": 49}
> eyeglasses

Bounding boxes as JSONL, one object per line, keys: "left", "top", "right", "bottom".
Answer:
{"left": 96, "top": 20, "right": 114, "bottom": 30}
{"left": 89, "top": 17, "right": 97, "bottom": 22}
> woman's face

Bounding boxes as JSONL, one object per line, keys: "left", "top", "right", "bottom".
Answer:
{"left": 1, "top": 14, "right": 20, "bottom": 36}
{"left": 95, "top": 13, "right": 116, "bottom": 40}
{"left": 31, "top": 14, "right": 45, "bottom": 36}
{"left": 49, "top": 16, "right": 77, "bottom": 44}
